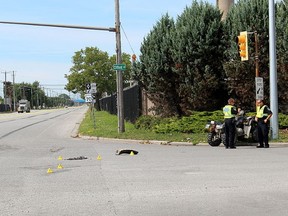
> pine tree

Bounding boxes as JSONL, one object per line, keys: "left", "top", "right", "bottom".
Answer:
{"left": 276, "top": 0, "right": 288, "bottom": 112}
{"left": 172, "top": 1, "right": 226, "bottom": 111}
{"left": 132, "top": 14, "right": 183, "bottom": 116}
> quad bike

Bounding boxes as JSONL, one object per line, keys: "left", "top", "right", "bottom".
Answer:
{"left": 205, "top": 121, "right": 225, "bottom": 146}
{"left": 205, "top": 111, "right": 258, "bottom": 147}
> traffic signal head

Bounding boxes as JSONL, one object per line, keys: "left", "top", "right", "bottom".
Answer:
{"left": 236, "top": 31, "right": 248, "bottom": 61}
{"left": 131, "top": 54, "right": 136, "bottom": 63}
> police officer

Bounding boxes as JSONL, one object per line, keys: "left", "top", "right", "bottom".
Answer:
{"left": 255, "top": 99, "right": 273, "bottom": 148}
{"left": 223, "top": 98, "right": 238, "bottom": 149}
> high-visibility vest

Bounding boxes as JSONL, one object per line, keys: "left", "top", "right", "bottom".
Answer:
{"left": 256, "top": 105, "right": 268, "bottom": 118}
{"left": 223, "top": 105, "right": 235, "bottom": 119}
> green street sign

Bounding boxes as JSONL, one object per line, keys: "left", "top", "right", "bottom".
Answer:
{"left": 113, "top": 64, "right": 126, "bottom": 71}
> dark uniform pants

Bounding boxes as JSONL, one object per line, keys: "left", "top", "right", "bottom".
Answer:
{"left": 257, "top": 122, "right": 269, "bottom": 147}
{"left": 224, "top": 118, "right": 236, "bottom": 148}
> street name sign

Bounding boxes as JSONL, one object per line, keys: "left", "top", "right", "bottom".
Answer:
{"left": 113, "top": 64, "right": 126, "bottom": 71}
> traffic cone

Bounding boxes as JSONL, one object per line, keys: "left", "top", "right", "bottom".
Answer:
{"left": 57, "top": 164, "right": 63, "bottom": 169}
{"left": 130, "top": 151, "right": 135, "bottom": 156}
{"left": 47, "top": 168, "right": 53, "bottom": 174}
{"left": 97, "top": 155, "right": 102, "bottom": 160}
{"left": 58, "top": 156, "right": 63, "bottom": 160}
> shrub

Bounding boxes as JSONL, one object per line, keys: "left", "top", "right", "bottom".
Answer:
{"left": 135, "top": 111, "right": 288, "bottom": 134}
{"left": 279, "top": 113, "right": 288, "bottom": 129}
{"left": 134, "top": 115, "right": 162, "bottom": 130}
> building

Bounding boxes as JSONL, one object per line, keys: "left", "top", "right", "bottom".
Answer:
{"left": 217, "top": 0, "right": 234, "bottom": 20}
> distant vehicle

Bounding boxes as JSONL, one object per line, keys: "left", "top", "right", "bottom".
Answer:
{"left": 18, "top": 99, "right": 31, "bottom": 113}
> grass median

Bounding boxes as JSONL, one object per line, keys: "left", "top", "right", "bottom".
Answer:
{"left": 78, "top": 109, "right": 206, "bottom": 144}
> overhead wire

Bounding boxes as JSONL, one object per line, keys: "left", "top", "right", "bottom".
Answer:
{"left": 120, "top": 24, "right": 135, "bottom": 54}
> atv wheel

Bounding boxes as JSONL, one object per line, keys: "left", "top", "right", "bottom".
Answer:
{"left": 207, "top": 132, "right": 221, "bottom": 147}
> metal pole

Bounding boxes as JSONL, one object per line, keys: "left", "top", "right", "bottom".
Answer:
{"left": 37, "top": 90, "right": 39, "bottom": 108}
{"left": 115, "top": 0, "right": 125, "bottom": 133}
{"left": 30, "top": 88, "right": 33, "bottom": 109}
{"left": 254, "top": 32, "right": 259, "bottom": 77}
{"left": 269, "top": 0, "right": 278, "bottom": 139}
{"left": 0, "top": 21, "right": 116, "bottom": 32}
{"left": 12, "top": 71, "right": 16, "bottom": 112}
{"left": 4, "top": 72, "right": 7, "bottom": 110}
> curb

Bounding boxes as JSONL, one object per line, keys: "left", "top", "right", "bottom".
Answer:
{"left": 75, "top": 134, "right": 288, "bottom": 147}
{"left": 78, "top": 135, "right": 208, "bottom": 146}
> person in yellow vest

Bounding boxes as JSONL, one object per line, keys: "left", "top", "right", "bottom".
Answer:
{"left": 255, "top": 99, "right": 273, "bottom": 148}
{"left": 223, "top": 98, "right": 238, "bottom": 149}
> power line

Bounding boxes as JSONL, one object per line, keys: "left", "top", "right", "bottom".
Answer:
{"left": 121, "top": 24, "right": 135, "bottom": 54}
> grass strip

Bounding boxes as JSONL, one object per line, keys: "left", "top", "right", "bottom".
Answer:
{"left": 78, "top": 109, "right": 206, "bottom": 144}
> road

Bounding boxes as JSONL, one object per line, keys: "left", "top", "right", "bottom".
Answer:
{"left": 1, "top": 107, "right": 288, "bottom": 216}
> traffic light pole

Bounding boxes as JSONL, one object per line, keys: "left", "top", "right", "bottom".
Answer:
{"left": 268, "top": 0, "right": 279, "bottom": 139}
{"left": 254, "top": 32, "right": 259, "bottom": 78}
{"left": 0, "top": 1, "right": 126, "bottom": 133}
{"left": 253, "top": 27, "right": 278, "bottom": 139}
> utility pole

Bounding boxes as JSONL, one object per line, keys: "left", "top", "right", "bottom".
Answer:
{"left": 30, "top": 87, "right": 33, "bottom": 109}
{"left": 4, "top": 72, "right": 7, "bottom": 110}
{"left": 12, "top": 71, "right": 16, "bottom": 112}
{"left": 115, "top": 0, "right": 125, "bottom": 133}
{"left": 36, "top": 89, "right": 39, "bottom": 108}
{"left": 1, "top": 71, "right": 11, "bottom": 111}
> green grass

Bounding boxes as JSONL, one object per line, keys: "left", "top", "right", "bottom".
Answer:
{"left": 79, "top": 109, "right": 288, "bottom": 144}
{"left": 79, "top": 110, "right": 206, "bottom": 144}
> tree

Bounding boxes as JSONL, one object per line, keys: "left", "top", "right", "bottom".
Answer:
{"left": 65, "top": 47, "right": 133, "bottom": 103}
{"left": 133, "top": 2, "right": 227, "bottom": 115}
{"left": 132, "top": 14, "right": 183, "bottom": 116}
{"left": 58, "top": 93, "right": 72, "bottom": 106}
{"left": 276, "top": 0, "right": 288, "bottom": 112}
{"left": 172, "top": 1, "right": 226, "bottom": 112}
{"left": 11, "top": 81, "right": 47, "bottom": 109}
{"left": 223, "top": 0, "right": 270, "bottom": 110}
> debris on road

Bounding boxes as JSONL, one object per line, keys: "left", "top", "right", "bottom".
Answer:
{"left": 66, "top": 156, "right": 88, "bottom": 160}
{"left": 115, "top": 149, "right": 138, "bottom": 155}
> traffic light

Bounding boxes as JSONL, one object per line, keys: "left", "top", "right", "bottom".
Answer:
{"left": 236, "top": 31, "right": 248, "bottom": 61}
{"left": 131, "top": 54, "right": 136, "bottom": 63}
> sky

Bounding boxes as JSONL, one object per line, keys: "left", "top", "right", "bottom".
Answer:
{"left": 0, "top": 0, "right": 215, "bottom": 98}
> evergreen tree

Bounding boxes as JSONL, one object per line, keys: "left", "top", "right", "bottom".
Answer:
{"left": 276, "top": 0, "right": 288, "bottom": 112}
{"left": 132, "top": 14, "right": 182, "bottom": 116}
{"left": 172, "top": 1, "right": 226, "bottom": 112}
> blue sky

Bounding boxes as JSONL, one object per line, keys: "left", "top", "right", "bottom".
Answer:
{"left": 0, "top": 0, "right": 215, "bottom": 98}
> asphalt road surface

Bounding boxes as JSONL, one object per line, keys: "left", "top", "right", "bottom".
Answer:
{"left": 1, "top": 106, "right": 288, "bottom": 216}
